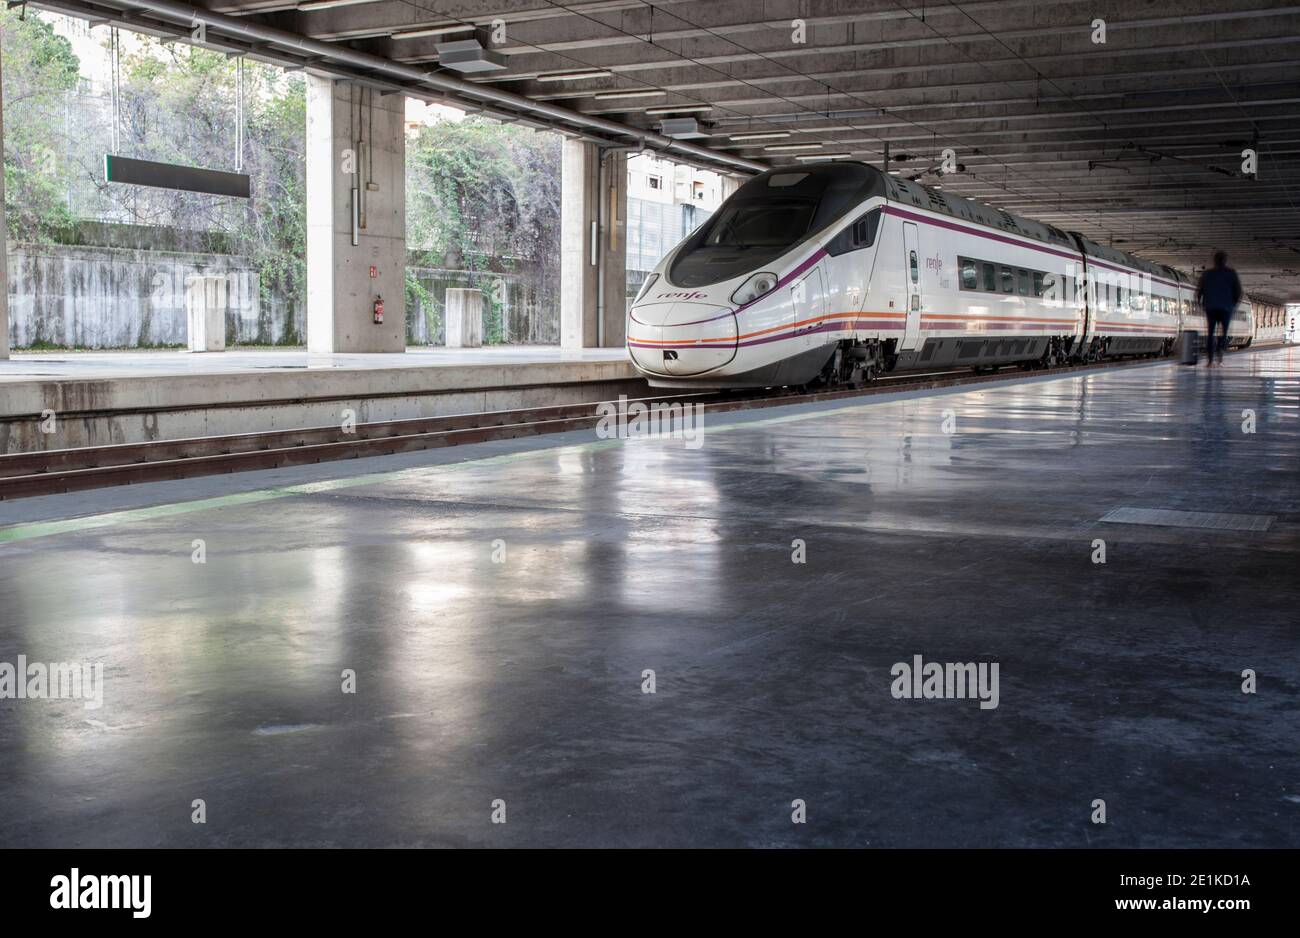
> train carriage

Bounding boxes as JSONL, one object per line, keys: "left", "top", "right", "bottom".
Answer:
{"left": 627, "top": 160, "right": 1269, "bottom": 389}
{"left": 1249, "top": 298, "right": 1288, "bottom": 346}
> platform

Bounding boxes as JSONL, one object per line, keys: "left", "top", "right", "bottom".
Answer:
{"left": 0, "top": 346, "right": 639, "bottom": 453}
{"left": 0, "top": 348, "right": 1296, "bottom": 847}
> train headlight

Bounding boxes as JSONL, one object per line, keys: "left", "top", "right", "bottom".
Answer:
{"left": 633, "top": 274, "right": 659, "bottom": 305}
{"left": 731, "top": 272, "right": 780, "bottom": 307}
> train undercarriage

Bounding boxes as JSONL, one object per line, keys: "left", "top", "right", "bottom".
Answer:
{"left": 809, "top": 333, "right": 1179, "bottom": 390}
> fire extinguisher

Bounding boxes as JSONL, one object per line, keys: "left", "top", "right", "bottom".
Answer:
{"left": 373, "top": 295, "right": 384, "bottom": 324}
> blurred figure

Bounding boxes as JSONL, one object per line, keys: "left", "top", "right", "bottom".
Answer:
{"left": 1195, "top": 251, "right": 1242, "bottom": 366}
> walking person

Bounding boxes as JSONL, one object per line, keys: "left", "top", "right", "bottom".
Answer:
{"left": 1195, "top": 251, "right": 1242, "bottom": 366}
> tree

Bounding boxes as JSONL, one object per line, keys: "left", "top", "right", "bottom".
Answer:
{"left": 406, "top": 116, "right": 560, "bottom": 342}
{"left": 1, "top": 9, "right": 81, "bottom": 241}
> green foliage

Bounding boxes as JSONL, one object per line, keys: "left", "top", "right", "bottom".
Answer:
{"left": 407, "top": 116, "right": 560, "bottom": 273}
{"left": 405, "top": 270, "right": 435, "bottom": 346}
{"left": 3, "top": 13, "right": 562, "bottom": 348}
{"left": 3, "top": 16, "right": 307, "bottom": 342}
{"left": 1, "top": 9, "right": 81, "bottom": 241}
{"left": 406, "top": 116, "right": 560, "bottom": 344}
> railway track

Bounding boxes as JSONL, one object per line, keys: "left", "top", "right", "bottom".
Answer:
{"left": 0, "top": 353, "right": 1210, "bottom": 500}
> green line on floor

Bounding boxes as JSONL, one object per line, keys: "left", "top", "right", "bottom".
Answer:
{"left": 0, "top": 446, "right": 593, "bottom": 545}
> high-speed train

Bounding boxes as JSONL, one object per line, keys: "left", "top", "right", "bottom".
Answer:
{"left": 627, "top": 161, "right": 1282, "bottom": 389}
{"left": 1249, "top": 297, "right": 1288, "bottom": 346}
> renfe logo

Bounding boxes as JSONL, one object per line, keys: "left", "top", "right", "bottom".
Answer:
{"left": 50, "top": 869, "right": 152, "bottom": 918}
{"left": 925, "top": 255, "right": 943, "bottom": 273}
{"left": 655, "top": 291, "right": 708, "bottom": 301}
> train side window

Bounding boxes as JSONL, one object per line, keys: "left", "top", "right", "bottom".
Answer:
{"left": 960, "top": 257, "right": 978, "bottom": 290}
{"left": 1000, "top": 266, "right": 1014, "bottom": 293}
{"left": 982, "top": 263, "right": 996, "bottom": 291}
{"left": 825, "top": 207, "right": 881, "bottom": 256}
{"left": 909, "top": 250, "right": 919, "bottom": 284}
{"left": 1017, "top": 269, "right": 1029, "bottom": 295}
{"left": 1032, "top": 272, "right": 1045, "bottom": 296}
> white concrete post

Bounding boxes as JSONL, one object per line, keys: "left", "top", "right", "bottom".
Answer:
{"left": 306, "top": 77, "right": 406, "bottom": 353}
{"left": 185, "top": 275, "right": 228, "bottom": 352}
{"left": 445, "top": 287, "right": 483, "bottom": 348}
{"left": 560, "top": 139, "right": 597, "bottom": 350}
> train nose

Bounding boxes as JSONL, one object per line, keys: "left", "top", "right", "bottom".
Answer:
{"left": 628, "top": 301, "right": 737, "bottom": 376}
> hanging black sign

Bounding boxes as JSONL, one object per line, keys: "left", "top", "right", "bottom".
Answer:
{"left": 103, "top": 154, "right": 251, "bottom": 199}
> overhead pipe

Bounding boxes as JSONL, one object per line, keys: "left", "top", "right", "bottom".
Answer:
{"left": 69, "top": 0, "right": 767, "bottom": 176}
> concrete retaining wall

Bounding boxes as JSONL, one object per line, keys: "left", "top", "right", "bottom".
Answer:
{"left": 5, "top": 242, "right": 296, "bottom": 348}
{"left": 4, "top": 243, "right": 557, "bottom": 349}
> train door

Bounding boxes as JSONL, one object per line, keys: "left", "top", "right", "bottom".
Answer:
{"left": 902, "top": 222, "right": 922, "bottom": 349}
{"left": 791, "top": 266, "right": 826, "bottom": 348}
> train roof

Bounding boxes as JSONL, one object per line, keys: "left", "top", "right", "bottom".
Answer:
{"left": 832, "top": 161, "right": 1193, "bottom": 286}
{"left": 879, "top": 169, "right": 1077, "bottom": 252}
{"left": 1069, "top": 233, "right": 1180, "bottom": 283}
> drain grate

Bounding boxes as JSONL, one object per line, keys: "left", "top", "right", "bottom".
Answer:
{"left": 1100, "top": 507, "right": 1275, "bottom": 532}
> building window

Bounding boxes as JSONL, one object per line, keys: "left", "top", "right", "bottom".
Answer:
{"left": 647, "top": 176, "right": 662, "bottom": 190}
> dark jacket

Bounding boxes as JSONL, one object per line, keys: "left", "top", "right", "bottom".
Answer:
{"left": 1197, "top": 266, "right": 1243, "bottom": 313}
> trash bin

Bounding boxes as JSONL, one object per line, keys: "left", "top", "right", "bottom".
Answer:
{"left": 1179, "top": 330, "right": 1198, "bottom": 365}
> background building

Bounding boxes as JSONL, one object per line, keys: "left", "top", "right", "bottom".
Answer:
{"left": 625, "top": 151, "right": 726, "bottom": 304}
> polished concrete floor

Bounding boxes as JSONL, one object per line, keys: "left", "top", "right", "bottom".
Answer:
{"left": 1, "top": 348, "right": 1297, "bottom": 847}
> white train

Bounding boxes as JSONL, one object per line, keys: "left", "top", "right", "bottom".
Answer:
{"left": 1249, "top": 297, "right": 1288, "bottom": 346}
{"left": 627, "top": 161, "right": 1280, "bottom": 389}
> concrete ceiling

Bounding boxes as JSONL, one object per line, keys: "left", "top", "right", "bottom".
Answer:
{"left": 32, "top": 0, "right": 1300, "bottom": 299}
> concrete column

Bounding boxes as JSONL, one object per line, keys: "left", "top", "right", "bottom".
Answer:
{"left": 560, "top": 140, "right": 627, "bottom": 349}
{"left": 721, "top": 174, "right": 743, "bottom": 200}
{"left": 0, "top": 51, "right": 8, "bottom": 361}
{"left": 602, "top": 150, "right": 628, "bottom": 347}
{"left": 560, "top": 140, "right": 597, "bottom": 349}
{"left": 306, "top": 77, "right": 406, "bottom": 354}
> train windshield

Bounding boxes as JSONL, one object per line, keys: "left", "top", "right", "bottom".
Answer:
{"left": 668, "top": 163, "right": 882, "bottom": 288}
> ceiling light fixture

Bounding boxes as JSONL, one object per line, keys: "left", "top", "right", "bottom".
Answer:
{"left": 392, "top": 24, "right": 472, "bottom": 40}
{"left": 796, "top": 152, "right": 851, "bottom": 161}
{"left": 728, "top": 132, "right": 790, "bottom": 142}
{"left": 644, "top": 104, "right": 711, "bottom": 115}
{"left": 764, "top": 142, "right": 822, "bottom": 152}
{"left": 298, "top": 0, "right": 383, "bottom": 11}
{"left": 537, "top": 69, "right": 612, "bottom": 81}
{"left": 593, "top": 89, "right": 666, "bottom": 100}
